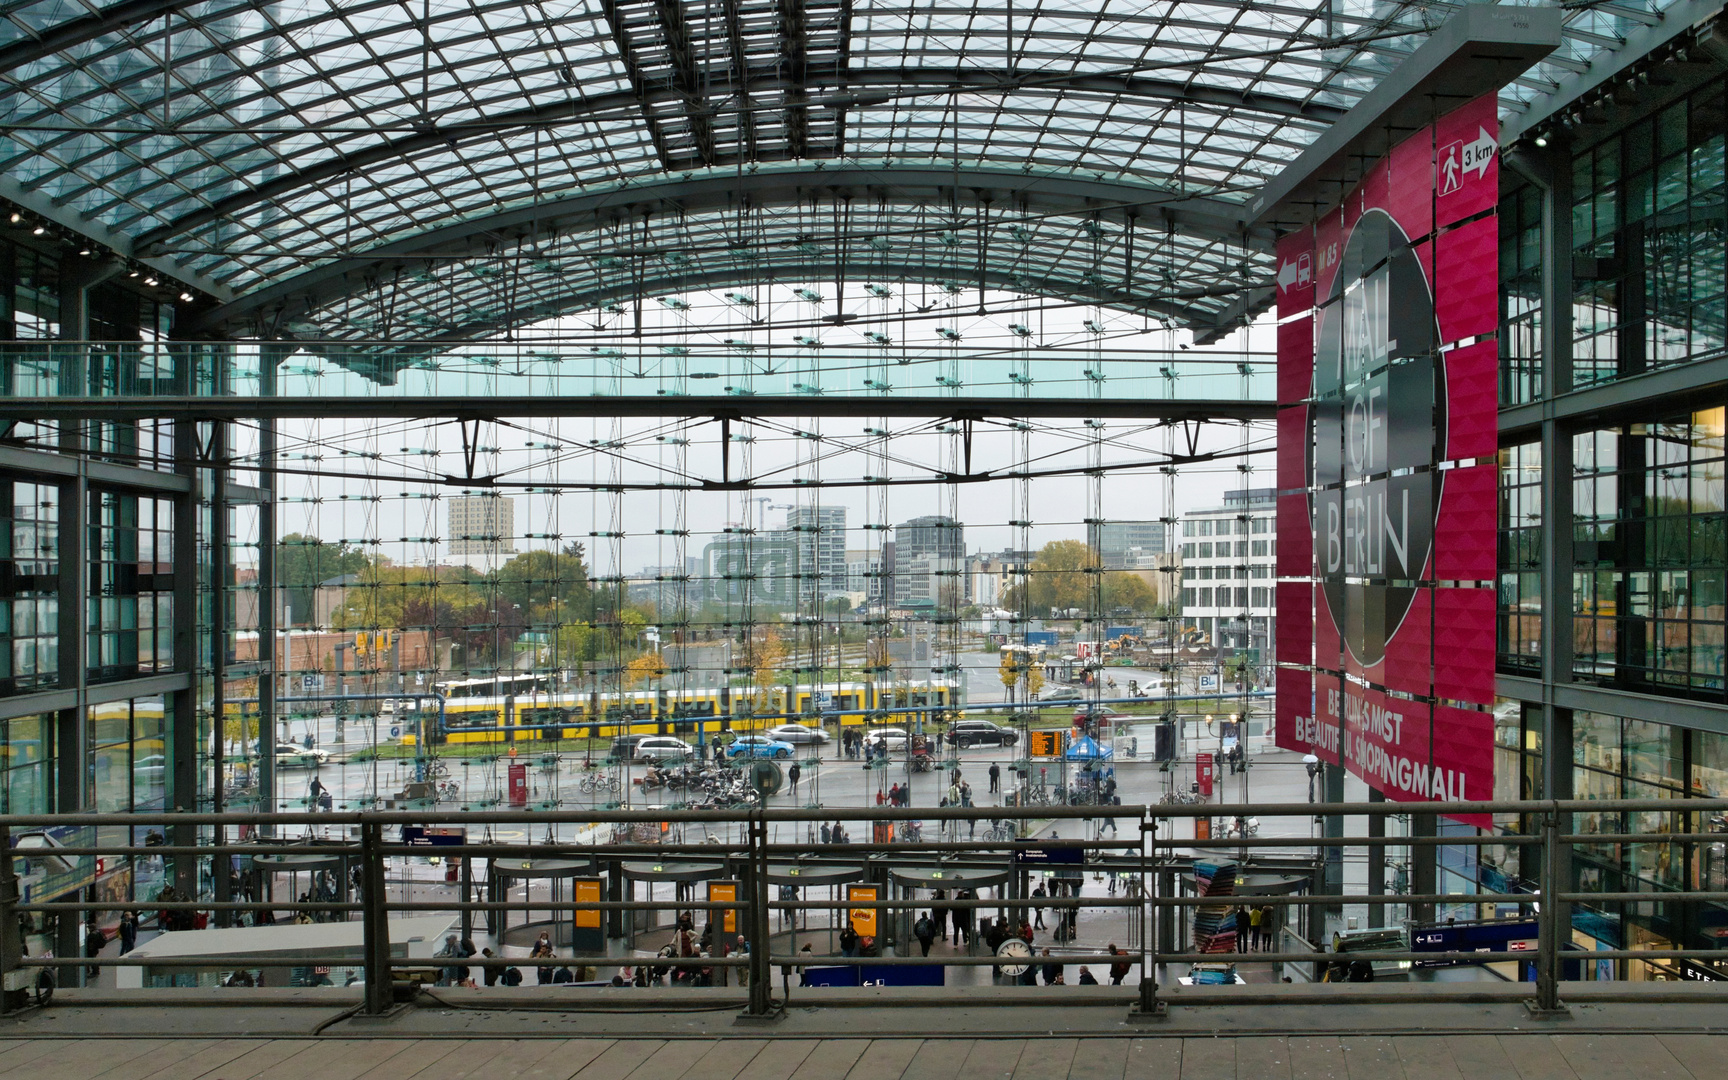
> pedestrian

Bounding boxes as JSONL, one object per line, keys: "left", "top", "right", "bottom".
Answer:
{"left": 988, "top": 762, "right": 1001, "bottom": 793}
{"left": 840, "top": 921, "right": 860, "bottom": 957}
{"left": 789, "top": 761, "right": 801, "bottom": 796}
{"left": 1018, "top": 918, "right": 1034, "bottom": 944}
{"left": 1078, "top": 966, "right": 1099, "bottom": 985}
{"left": 931, "top": 890, "right": 949, "bottom": 943}
{"left": 914, "top": 911, "right": 936, "bottom": 956}
{"left": 820, "top": 822, "right": 831, "bottom": 844}
{"left": 118, "top": 910, "right": 137, "bottom": 955}
{"left": 532, "top": 931, "right": 555, "bottom": 984}
{"left": 953, "top": 889, "right": 974, "bottom": 948}
{"left": 1041, "top": 947, "right": 1061, "bottom": 986}
{"left": 1108, "top": 943, "right": 1131, "bottom": 985}
{"left": 1234, "top": 907, "right": 1250, "bottom": 952}
{"left": 502, "top": 966, "right": 523, "bottom": 986}
{"left": 1032, "top": 882, "right": 1047, "bottom": 930}
{"left": 1259, "top": 905, "right": 1275, "bottom": 950}
{"left": 482, "top": 947, "right": 500, "bottom": 986}
{"left": 84, "top": 916, "right": 104, "bottom": 980}
{"left": 1249, "top": 904, "right": 1265, "bottom": 951}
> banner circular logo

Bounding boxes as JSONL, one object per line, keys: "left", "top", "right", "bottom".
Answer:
{"left": 1309, "top": 209, "right": 1443, "bottom": 667}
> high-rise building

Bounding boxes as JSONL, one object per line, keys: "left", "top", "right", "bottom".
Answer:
{"left": 785, "top": 506, "right": 847, "bottom": 601}
{"left": 447, "top": 495, "right": 517, "bottom": 558}
{"left": 892, "top": 515, "right": 964, "bottom": 605}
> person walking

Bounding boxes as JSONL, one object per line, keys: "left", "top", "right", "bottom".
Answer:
{"left": 931, "top": 890, "right": 949, "bottom": 944}
{"left": 914, "top": 912, "right": 936, "bottom": 956}
{"left": 820, "top": 822, "right": 831, "bottom": 844}
{"left": 118, "top": 910, "right": 138, "bottom": 955}
{"left": 1249, "top": 904, "right": 1265, "bottom": 951}
{"left": 988, "top": 762, "right": 1001, "bottom": 794}
{"left": 1234, "top": 907, "right": 1250, "bottom": 953}
{"left": 1108, "top": 943, "right": 1132, "bottom": 986}
{"left": 953, "top": 889, "right": 975, "bottom": 949}
{"left": 788, "top": 761, "right": 801, "bottom": 797}
{"left": 1032, "top": 882, "right": 1047, "bottom": 930}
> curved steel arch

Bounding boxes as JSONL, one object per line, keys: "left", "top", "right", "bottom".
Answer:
{"left": 134, "top": 69, "right": 1340, "bottom": 258}
{"left": 198, "top": 163, "right": 1268, "bottom": 333}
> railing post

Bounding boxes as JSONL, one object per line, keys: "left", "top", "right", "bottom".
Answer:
{"left": 0, "top": 824, "right": 25, "bottom": 1013}
{"left": 1131, "top": 810, "right": 1165, "bottom": 1019}
{"left": 360, "top": 820, "right": 391, "bottom": 1014}
{"left": 1529, "top": 809, "right": 1569, "bottom": 1017}
{"left": 742, "top": 812, "right": 774, "bottom": 1018}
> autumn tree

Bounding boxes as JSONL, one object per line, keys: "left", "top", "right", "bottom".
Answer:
{"left": 625, "top": 650, "right": 667, "bottom": 688}
{"left": 1002, "top": 539, "right": 1100, "bottom": 617}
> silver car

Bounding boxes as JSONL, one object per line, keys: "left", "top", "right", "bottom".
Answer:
{"left": 634, "top": 736, "right": 695, "bottom": 762}
{"left": 768, "top": 723, "right": 831, "bottom": 746}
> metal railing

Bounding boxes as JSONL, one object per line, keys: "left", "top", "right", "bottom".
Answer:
{"left": 3, "top": 797, "right": 1727, "bottom": 1019}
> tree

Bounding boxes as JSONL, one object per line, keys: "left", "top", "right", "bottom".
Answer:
{"left": 1002, "top": 539, "right": 1099, "bottom": 617}
{"left": 999, "top": 651, "right": 1022, "bottom": 703}
{"left": 625, "top": 650, "right": 667, "bottom": 688}
{"left": 495, "top": 548, "right": 594, "bottom": 621}
{"left": 275, "top": 533, "right": 370, "bottom": 626}
{"left": 1103, "top": 572, "right": 1159, "bottom": 614}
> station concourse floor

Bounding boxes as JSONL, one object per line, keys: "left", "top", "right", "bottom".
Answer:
{"left": 5, "top": 990, "right": 1728, "bottom": 1080}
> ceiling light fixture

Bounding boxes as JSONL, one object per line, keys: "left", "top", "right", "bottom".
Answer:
{"left": 31, "top": 226, "right": 44, "bottom": 235}
{"left": 143, "top": 277, "right": 157, "bottom": 286}
{"left": 178, "top": 292, "right": 193, "bottom": 301}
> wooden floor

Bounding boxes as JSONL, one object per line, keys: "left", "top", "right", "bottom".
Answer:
{"left": 3, "top": 1034, "right": 1723, "bottom": 1080}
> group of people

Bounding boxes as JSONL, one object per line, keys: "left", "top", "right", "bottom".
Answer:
{"left": 1231, "top": 905, "right": 1276, "bottom": 951}
{"left": 878, "top": 783, "right": 912, "bottom": 807}
{"left": 817, "top": 821, "right": 852, "bottom": 844}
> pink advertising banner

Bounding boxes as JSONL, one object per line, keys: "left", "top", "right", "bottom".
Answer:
{"left": 1272, "top": 93, "right": 1501, "bottom": 825}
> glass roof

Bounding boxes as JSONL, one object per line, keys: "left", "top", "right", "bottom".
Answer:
{"left": 0, "top": 0, "right": 1666, "bottom": 338}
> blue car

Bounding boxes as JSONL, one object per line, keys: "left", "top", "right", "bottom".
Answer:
{"left": 727, "top": 735, "right": 796, "bottom": 759}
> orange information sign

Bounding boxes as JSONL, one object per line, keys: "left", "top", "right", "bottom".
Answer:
{"left": 1030, "top": 730, "right": 1063, "bottom": 757}
{"left": 574, "top": 878, "right": 602, "bottom": 930}
{"left": 708, "top": 880, "right": 739, "bottom": 934}
{"left": 847, "top": 884, "right": 878, "bottom": 937}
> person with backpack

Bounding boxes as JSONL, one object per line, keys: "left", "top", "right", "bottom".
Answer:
{"left": 914, "top": 911, "right": 936, "bottom": 956}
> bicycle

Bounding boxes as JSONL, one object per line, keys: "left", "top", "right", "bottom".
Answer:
{"left": 982, "top": 821, "right": 1017, "bottom": 842}
{"left": 579, "top": 773, "right": 621, "bottom": 795}
{"left": 434, "top": 779, "right": 460, "bottom": 802}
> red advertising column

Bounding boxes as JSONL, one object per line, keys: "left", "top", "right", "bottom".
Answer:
{"left": 508, "top": 762, "right": 528, "bottom": 807}
{"left": 1196, "top": 752, "right": 1215, "bottom": 797}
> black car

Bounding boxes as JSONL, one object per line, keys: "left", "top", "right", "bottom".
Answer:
{"left": 945, "top": 720, "right": 1018, "bottom": 748}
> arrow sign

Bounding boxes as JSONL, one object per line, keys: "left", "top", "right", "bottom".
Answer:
{"left": 1462, "top": 126, "right": 1497, "bottom": 179}
{"left": 1277, "top": 259, "right": 1303, "bottom": 293}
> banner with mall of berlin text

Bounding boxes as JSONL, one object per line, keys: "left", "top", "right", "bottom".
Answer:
{"left": 1273, "top": 93, "right": 1500, "bottom": 827}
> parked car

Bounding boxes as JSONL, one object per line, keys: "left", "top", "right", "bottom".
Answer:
{"left": 1072, "top": 707, "right": 1129, "bottom": 734}
{"left": 1038, "top": 687, "right": 1082, "bottom": 702}
{"left": 274, "top": 745, "right": 330, "bottom": 767}
{"left": 728, "top": 735, "right": 796, "bottom": 759}
{"left": 634, "top": 736, "right": 695, "bottom": 762}
{"left": 862, "top": 727, "right": 909, "bottom": 752}
{"left": 767, "top": 722, "right": 831, "bottom": 746}
{"left": 945, "top": 720, "right": 1018, "bottom": 748}
{"left": 609, "top": 734, "right": 651, "bottom": 761}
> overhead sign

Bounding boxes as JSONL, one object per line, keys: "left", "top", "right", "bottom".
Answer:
{"left": 1274, "top": 92, "right": 1500, "bottom": 827}
{"left": 1029, "top": 730, "right": 1063, "bottom": 758}
{"left": 1012, "top": 842, "right": 1084, "bottom": 867}
{"left": 1411, "top": 919, "right": 1538, "bottom": 967}
{"left": 400, "top": 826, "right": 466, "bottom": 847}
